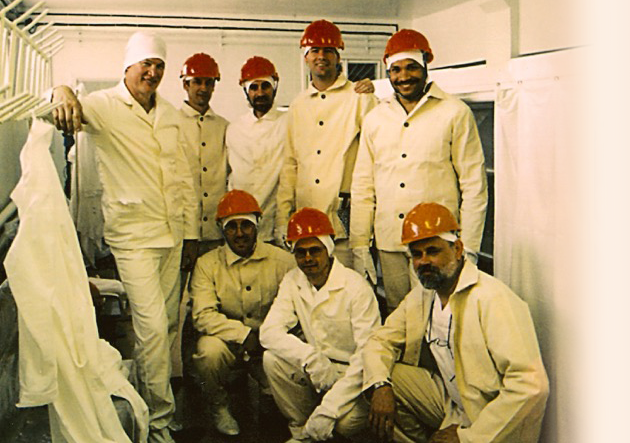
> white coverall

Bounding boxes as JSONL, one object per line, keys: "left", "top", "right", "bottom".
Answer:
{"left": 260, "top": 259, "right": 381, "bottom": 440}
{"left": 276, "top": 74, "right": 377, "bottom": 265}
{"left": 189, "top": 242, "right": 295, "bottom": 400}
{"left": 362, "top": 260, "right": 549, "bottom": 443}
{"left": 178, "top": 103, "right": 229, "bottom": 246}
{"left": 5, "top": 119, "right": 149, "bottom": 443}
{"left": 78, "top": 81, "right": 199, "bottom": 436}
{"left": 351, "top": 83, "right": 488, "bottom": 309}
{"left": 226, "top": 108, "right": 287, "bottom": 242}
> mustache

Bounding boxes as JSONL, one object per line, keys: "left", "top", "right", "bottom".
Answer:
{"left": 393, "top": 78, "right": 420, "bottom": 87}
{"left": 418, "top": 264, "right": 439, "bottom": 274}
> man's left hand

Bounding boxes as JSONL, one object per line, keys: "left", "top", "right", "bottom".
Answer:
{"left": 428, "top": 425, "right": 460, "bottom": 443}
{"left": 304, "top": 412, "right": 335, "bottom": 441}
{"left": 181, "top": 240, "right": 199, "bottom": 272}
{"left": 354, "top": 78, "right": 375, "bottom": 94}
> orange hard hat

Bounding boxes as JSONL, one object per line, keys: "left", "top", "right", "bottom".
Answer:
{"left": 239, "top": 56, "right": 279, "bottom": 85}
{"left": 215, "top": 190, "right": 261, "bottom": 221}
{"left": 300, "top": 19, "right": 344, "bottom": 50}
{"left": 286, "top": 207, "right": 334, "bottom": 242}
{"left": 180, "top": 53, "right": 220, "bottom": 80}
{"left": 383, "top": 29, "right": 433, "bottom": 64}
{"left": 401, "top": 202, "right": 459, "bottom": 245}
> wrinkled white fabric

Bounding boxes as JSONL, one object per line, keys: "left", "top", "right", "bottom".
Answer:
{"left": 351, "top": 246, "right": 377, "bottom": 284}
{"left": 303, "top": 352, "right": 338, "bottom": 393}
{"left": 4, "top": 119, "right": 148, "bottom": 442}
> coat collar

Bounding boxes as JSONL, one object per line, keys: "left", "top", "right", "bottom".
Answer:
{"left": 113, "top": 79, "right": 170, "bottom": 122}
{"left": 384, "top": 81, "right": 448, "bottom": 116}
{"left": 295, "top": 257, "right": 345, "bottom": 294}
{"left": 180, "top": 101, "right": 218, "bottom": 118}
{"left": 224, "top": 241, "right": 265, "bottom": 266}
{"left": 307, "top": 73, "right": 349, "bottom": 95}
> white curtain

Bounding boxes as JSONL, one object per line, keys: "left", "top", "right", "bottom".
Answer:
{"left": 494, "top": 77, "right": 572, "bottom": 442}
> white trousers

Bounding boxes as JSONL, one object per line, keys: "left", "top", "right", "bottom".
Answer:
{"left": 110, "top": 245, "right": 182, "bottom": 436}
{"left": 378, "top": 250, "right": 417, "bottom": 314}
{"left": 263, "top": 351, "right": 368, "bottom": 439}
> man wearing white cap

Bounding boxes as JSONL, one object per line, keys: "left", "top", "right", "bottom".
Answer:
{"left": 276, "top": 19, "right": 377, "bottom": 266}
{"left": 51, "top": 31, "right": 199, "bottom": 443}
{"left": 260, "top": 207, "right": 381, "bottom": 442}
{"left": 351, "top": 29, "right": 488, "bottom": 314}
{"left": 226, "top": 56, "right": 285, "bottom": 244}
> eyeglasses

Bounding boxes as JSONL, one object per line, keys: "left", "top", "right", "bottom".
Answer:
{"left": 426, "top": 298, "right": 454, "bottom": 359}
{"left": 223, "top": 220, "right": 255, "bottom": 235}
{"left": 294, "top": 246, "right": 326, "bottom": 259}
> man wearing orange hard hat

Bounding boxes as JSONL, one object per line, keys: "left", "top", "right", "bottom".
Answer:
{"left": 362, "top": 202, "right": 548, "bottom": 443}
{"left": 351, "top": 29, "right": 488, "bottom": 314}
{"left": 226, "top": 56, "right": 285, "bottom": 244}
{"left": 189, "top": 190, "right": 295, "bottom": 436}
{"left": 260, "top": 207, "right": 381, "bottom": 442}
{"left": 179, "top": 52, "right": 229, "bottom": 255}
{"left": 276, "top": 19, "right": 377, "bottom": 267}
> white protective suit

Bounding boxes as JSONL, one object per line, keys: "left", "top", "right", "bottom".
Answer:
{"left": 4, "top": 119, "right": 149, "bottom": 443}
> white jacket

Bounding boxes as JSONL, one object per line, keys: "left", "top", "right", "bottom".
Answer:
{"left": 260, "top": 259, "right": 381, "bottom": 418}
{"left": 351, "top": 84, "right": 487, "bottom": 252}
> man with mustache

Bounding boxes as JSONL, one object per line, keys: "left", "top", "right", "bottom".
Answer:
{"left": 362, "top": 202, "right": 548, "bottom": 443}
{"left": 276, "top": 19, "right": 377, "bottom": 266}
{"left": 351, "top": 29, "right": 488, "bottom": 314}
{"left": 260, "top": 207, "right": 381, "bottom": 442}
{"left": 50, "top": 32, "right": 199, "bottom": 443}
{"left": 226, "top": 56, "right": 285, "bottom": 244}
{"left": 189, "top": 190, "right": 295, "bottom": 436}
{"left": 179, "top": 52, "right": 229, "bottom": 256}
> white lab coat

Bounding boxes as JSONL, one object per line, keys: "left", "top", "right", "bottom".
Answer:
{"left": 4, "top": 119, "right": 148, "bottom": 442}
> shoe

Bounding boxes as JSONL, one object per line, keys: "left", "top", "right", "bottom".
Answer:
{"left": 213, "top": 405, "right": 240, "bottom": 436}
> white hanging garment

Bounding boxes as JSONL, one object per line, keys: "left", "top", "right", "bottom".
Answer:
{"left": 4, "top": 118, "right": 148, "bottom": 442}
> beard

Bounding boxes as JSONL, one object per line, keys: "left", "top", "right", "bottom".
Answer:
{"left": 392, "top": 78, "right": 426, "bottom": 102}
{"left": 417, "top": 259, "right": 460, "bottom": 291}
{"left": 250, "top": 96, "right": 273, "bottom": 115}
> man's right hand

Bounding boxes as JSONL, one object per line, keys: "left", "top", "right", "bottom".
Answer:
{"left": 369, "top": 385, "right": 396, "bottom": 441}
{"left": 52, "top": 85, "right": 83, "bottom": 134}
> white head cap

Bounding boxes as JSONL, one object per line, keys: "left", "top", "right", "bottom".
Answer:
{"left": 123, "top": 31, "right": 167, "bottom": 72}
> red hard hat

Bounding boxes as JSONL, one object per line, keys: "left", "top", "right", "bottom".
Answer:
{"left": 239, "top": 56, "right": 279, "bottom": 85}
{"left": 180, "top": 53, "right": 220, "bottom": 80}
{"left": 401, "top": 202, "right": 459, "bottom": 245}
{"left": 300, "top": 19, "right": 344, "bottom": 50}
{"left": 286, "top": 207, "right": 334, "bottom": 242}
{"left": 383, "top": 29, "right": 433, "bottom": 64}
{"left": 216, "top": 190, "right": 261, "bottom": 221}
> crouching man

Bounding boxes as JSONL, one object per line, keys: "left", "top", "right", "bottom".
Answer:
{"left": 260, "top": 208, "right": 381, "bottom": 442}
{"left": 362, "top": 202, "right": 549, "bottom": 443}
{"left": 189, "top": 190, "right": 295, "bottom": 435}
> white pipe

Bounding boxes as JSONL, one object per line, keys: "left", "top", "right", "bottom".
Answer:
{"left": 46, "top": 42, "right": 62, "bottom": 57}
{"left": 31, "top": 21, "right": 52, "bottom": 39}
{"left": 23, "top": 8, "right": 48, "bottom": 32}
{"left": 0, "top": 95, "right": 40, "bottom": 121}
{"left": 13, "top": 1, "right": 44, "bottom": 25}
{"left": 0, "top": 0, "right": 23, "bottom": 15}
{"left": 0, "top": 90, "right": 28, "bottom": 114}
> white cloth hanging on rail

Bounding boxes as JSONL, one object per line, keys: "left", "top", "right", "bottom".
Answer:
{"left": 4, "top": 118, "right": 148, "bottom": 442}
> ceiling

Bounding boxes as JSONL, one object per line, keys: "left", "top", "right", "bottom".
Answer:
{"left": 19, "top": 0, "right": 409, "bottom": 20}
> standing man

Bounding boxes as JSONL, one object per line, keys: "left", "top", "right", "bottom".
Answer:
{"left": 362, "top": 203, "right": 548, "bottom": 443}
{"left": 276, "top": 19, "right": 378, "bottom": 266}
{"left": 260, "top": 208, "right": 381, "bottom": 442}
{"left": 51, "top": 32, "right": 199, "bottom": 443}
{"left": 190, "top": 190, "right": 295, "bottom": 436}
{"left": 351, "top": 29, "right": 488, "bottom": 313}
{"left": 179, "top": 52, "right": 229, "bottom": 255}
{"left": 226, "top": 56, "right": 285, "bottom": 243}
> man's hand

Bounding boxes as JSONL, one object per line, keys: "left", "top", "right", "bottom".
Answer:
{"left": 242, "top": 330, "right": 263, "bottom": 357}
{"left": 368, "top": 385, "right": 396, "bottom": 441}
{"left": 428, "top": 425, "right": 460, "bottom": 443}
{"left": 354, "top": 78, "right": 375, "bottom": 94}
{"left": 51, "top": 85, "right": 84, "bottom": 134}
{"left": 304, "top": 412, "right": 336, "bottom": 441}
{"left": 181, "top": 239, "right": 199, "bottom": 272}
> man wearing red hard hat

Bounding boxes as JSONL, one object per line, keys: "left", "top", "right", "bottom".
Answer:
{"left": 189, "top": 190, "right": 295, "bottom": 436}
{"left": 260, "top": 207, "right": 381, "bottom": 442}
{"left": 276, "top": 20, "right": 377, "bottom": 267}
{"left": 179, "top": 52, "right": 229, "bottom": 256}
{"left": 351, "top": 29, "right": 488, "bottom": 314}
{"left": 226, "top": 56, "right": 285, "bottom": 244}
{"left": 362, "top": 203, "right": 548, "bottom": 443}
